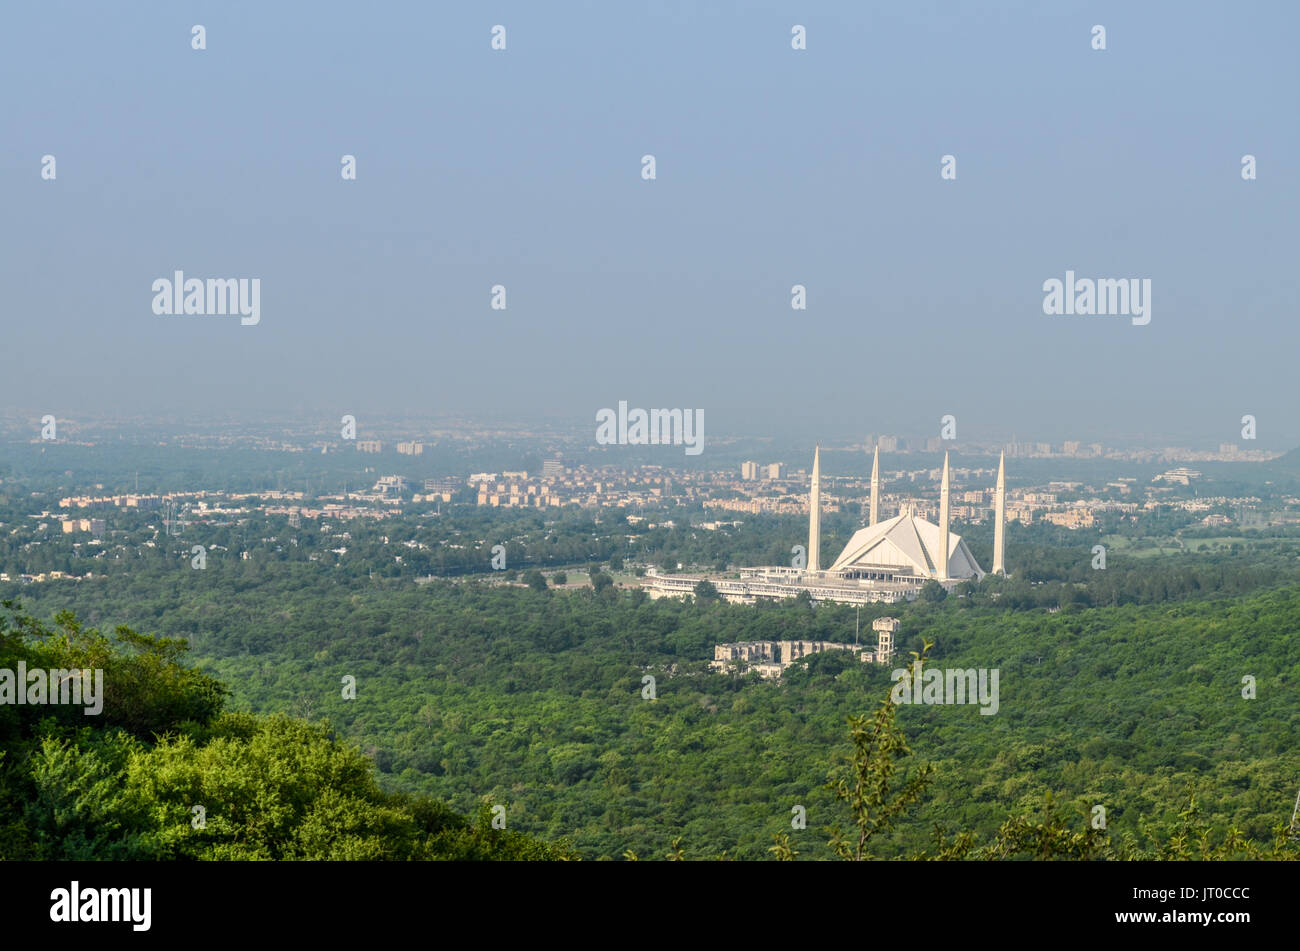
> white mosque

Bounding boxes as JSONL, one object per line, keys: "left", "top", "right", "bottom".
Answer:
{"left": 645, "top": 446, "right": 1007, "bottom": 606}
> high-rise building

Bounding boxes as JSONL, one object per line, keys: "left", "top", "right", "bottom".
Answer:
{"left": 741, "top": 460, "right": 758, "bottom": 480}
{"left": 61, "top": 517, "right": 106, "bottom": 536}
{"left": 765, "top": 462, "right": 786, "bottom": 480}
{"left": 396, "top": 441, "right": 424, "bottom": 456}
{"left": 543, "top": 458, "right": 565, "bottom": 479}
{"left": 424, "top": 477, "right": 461, "bottom": 496}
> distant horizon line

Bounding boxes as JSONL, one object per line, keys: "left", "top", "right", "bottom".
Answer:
{"left": 0, "top": 407, "right": 1285, "bottom": 453}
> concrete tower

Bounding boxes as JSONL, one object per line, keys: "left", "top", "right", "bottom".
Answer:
{"left": 872, "top": 617, "right": 899, "bottom": 665}
{"left": 869, "top": 444, "right": 880, "bottom": 526}
{"left": 993, "top": 450, "right": 1006, "bottom": 575}
{"left": 937, "top": 451, "right": 950, "bottom": 581}
{"left": 807, "top": 446, "right": 821, "bottom": 572}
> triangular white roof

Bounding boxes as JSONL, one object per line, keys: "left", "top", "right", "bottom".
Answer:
{"left": 829, "top": 512, "right": 984, "bottom": 579}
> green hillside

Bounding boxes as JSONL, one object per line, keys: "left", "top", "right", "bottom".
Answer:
{"left": 10, "top": 570, "right": 1297, "bottom": 860}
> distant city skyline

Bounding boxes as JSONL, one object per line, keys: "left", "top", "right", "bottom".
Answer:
{"left": 0, "top": 404, "right": 1289, "bottom": 456}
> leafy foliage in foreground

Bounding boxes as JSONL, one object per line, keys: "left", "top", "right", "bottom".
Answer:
{"left": 825, "top": 647, "right": 1297, "bottom": 861}
{"left": 0, "top": 601, "right": 574, "bottom": 860}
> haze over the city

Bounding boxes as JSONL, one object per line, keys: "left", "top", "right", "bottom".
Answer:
{"left": 4, "top": 1, "right": 1297, "bottom": 447}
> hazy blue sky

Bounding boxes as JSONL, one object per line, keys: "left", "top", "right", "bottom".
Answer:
{"left": 4, "top": 2, "right": 1297, "bottom": 446}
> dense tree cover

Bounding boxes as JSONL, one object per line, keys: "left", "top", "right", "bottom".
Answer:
{"left": 817, "top": 643, "right": 1296, "bottom": 862}
{"left": 9, "top": 565, "right": 1298, "bottom": 860}
{"left": 0, "top": 601, "right": 575, "bottom": 860}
